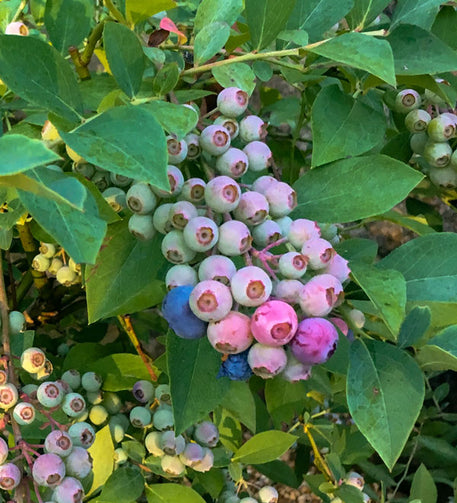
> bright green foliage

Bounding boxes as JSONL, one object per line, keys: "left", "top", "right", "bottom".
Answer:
{"left": 232, "top": 431, "right": 297, "bottom": 464}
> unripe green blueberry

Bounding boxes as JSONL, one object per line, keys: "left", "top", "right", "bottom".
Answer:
{"left": 102, "top": 187, "right": 126, "bottom": 212}
{"left": 61, "top": 369, "right": 81, "bottom": 390}
{"left": 167, "top": 136, "right": 188, "bottom": 164}
{"left": 200, "top": 125, "right": 231, "bottom": 156}
{"left": 252, "top": 220, "right": 282, "bottom": 247}
{"left": 81, "top": 372, "right": 102, "bottom": 392}
{"left": 39, "top": 242, "right": 56, "bottom": 258}
{"left": 153, "top": 405, "right": 174, "bottom": 430}
{"left": 169, "top": 201, "right": 199, "bottom": 230}
{"left": 184, "top": 133, "right": 201, "bottom": 159}
{"left": 109, "top": 172, "right": 132, "bottom": 188}
{"left": 151, "top": 165, "right": 184, "bottom": 198}
{"left": 128, "top": 214, "right": 156, "bottom": 241}
{"left": 112, "top": 413, "right": 130, "bottom": 431}
{"left": 132, "top": 380, "right": 155, "bottom": 403}
{"left": 217, "top": 220, "right": 252, "bottom": 256}
{"left": 32, "top": 254, "right": 51, "bottom": 272}
{"left": 395, "top": 88, "right": 421, "bottom": 113}
{"left": 21, "top": 347, "right": 46, "bottom": 373}
{"left": 56, "top": 266, "right": 77, "bottom": 286}
{"left": 48, "top": 257, "right": 64, "bottom": 276}
{"left": 278, "top": 251, "right": 308, "bottom": 278}
{"left": 451, "top": 149, "right": 457, "bottom": 169}
{"left": 62, "top": 393, "right": 86, "bottom": 417}
{"left": 72, "top": 162, "right": 95, "bottom": 178}
{"left": 86, "top": 390, "right": 103, "bottom": 404}
{"left": 348, "top": 308, "right": 365, "bottom": 328}
{"left": 126, "top": 183, "right": 157, "bottom": 214}
{"left": 166, "top": 264, "right": 198, "bottom": 290}
{"left": 37, "top": 381, "right": 64, "bottom": 408}
{"left": 22, "top": 383, "right": 38, "bottom": 397}
{"left": 68, "top": 258, "right": 81, "bottom": 274}
{"left": 239, "top": 115, "right": 267, "bottom": 142}
{"left": 404, "top": 109, "right": 431, "bottom": 133}
{"left": 130, "top": 406, "right": 152, "bottom": 428}
{"left": 9, "top": 310, "right": 26, "bottom": 334}
{"left": 258, "top": 486, "right": 278, "bottom": 503}
{"left": 243, "top": 141, "right": 272, "bottom": 172}
{"left": 161, "top": 455, "right": 186, "bottom": 477}
{"left": 13, "top": 402, "right": 36, "bottom": 425}
{"left": 68, "top": 422, "right": 95, "bottom": 448}
{"left": 114, "top": 447, "right": 128, "bottom": 465}
{"left": 161, "top": 230, "right": 197, "bottom": 264}
{"left": 274, "top": 216, "right": 293, "bottom": 236}
{"left": 155, "top": 384, "right": 171, "bottom": 403}
{"left": 52, "top": 477, "right": 84, "bottom": 503}
{"left": 160, "top": 431, "right": 186, "bottom": 455}
{"left": 0, "top": 463, "right": 21, "bottom": 490}
{"left": 214, "top": 115, "right": 239, "bottom": 139}
{"left": 145, "top": 431, "right": 165, "bottom": 456}
{"left": 217, "top": 87, "right": 249, "bottom": 118}
{"left": 239, "top": 498, "right": 258, "bottom": 503}
{"left": 429, "top": 166, "right": 457, "bottom": 188}
{"left": 180, "top": 178, "right": 206, "bottom": 203}
{"left": 92, "top": 172, "right": 110, "bottom": 191}
{"left": 183, "top": 216, "right": 219, "bottom": 252}
{"left": 89, "top": 405, "right": 109, "bottom": 425}
{"left": 100, "top": 392, "right": 121, "bottom": 414}
{"left": 215, "top": 147, "right": 249, "bottom": 178}
{"left": 198, "top": 255, "right": 236, "bottom": 285}
{"left": 427, "top": 114, "right": 456, "bottom": 142}
{"left": 423, "top": 141, "right": 452, "bottom": 167}
{"left": 109, "top": 419, "right": 125, "bottom": 443}
{"left": 205, "top": 176, "right": 241, "bottom": 212}
{"left": 153, "top": 203, "right": 174, "bottom": 234}
{"left": 65, "top": 446, "right": 93, "bottom": 478}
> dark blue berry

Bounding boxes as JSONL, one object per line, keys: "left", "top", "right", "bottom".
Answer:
{"left": 217, "top": 350, "right": 253, "bottom": 381}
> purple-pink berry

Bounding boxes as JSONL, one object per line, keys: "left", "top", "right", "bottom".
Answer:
{"left": 290, "top": 318, "right": 339, "bottom": 365}
{"left": 217, "top": 87, "right": 249, "bottom": 118}
{"left": 32, "top": 453, "right": 66, "bottom": 487}
{"left": 217, "top": 220, "right": 252, "bottom": 256}
{"left": 287, "top": 219, "right": 321, "bottom": 249}
{"left": 298, "top": 274, "right": 343, "bottom": 317}
{"left": 251, "top": 300, "right": 298, "bottom": 346}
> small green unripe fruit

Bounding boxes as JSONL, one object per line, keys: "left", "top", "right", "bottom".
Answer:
{"left": 32, "top": 254, "right": 51, "bottom": 272}
{"left": 429, "top": 166, "right": 457, "bottom": 189}
{"left": 395, "top": 88, "right": 421, "bottom": 113}
{"left": 427, "top": 115, "right": 456, "bottom": 142}
{"left": 128, "top": 214, "right": 156, "bottom": 241}
{"left": 410, "top": 132, "right": 428, "bottom": 155}
{"left": 9, "top": 311, "right": 26, "bottom": 334}
{"left": 404, "top": 109, "right": 431, "bottom": 133}
{"left": 102, "top": 187, "right": 126, "bottom": 213}
{"left": 56, "top": 266, "right": 77, "bottom": 286}
{"left": 39, "top": 243, "right": 56, "bottom": 259}
{"left": 423, "top": 141, "right": 452, "bottom": 167}
{"left": 89, "top": 405, "right": 109, "bottom": 426}
{"left": 48, "top": 257, "right": 64, "bottom": 276}
{"left": 110, "top": 172, "right": 132, "bottom": 188}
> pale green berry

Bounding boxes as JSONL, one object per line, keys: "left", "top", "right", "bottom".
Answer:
{"left": 39, "top": 243, "right": 56, "bottom": 259}
{"left": 32, "top": 254, "right": 50, "bottom": 272}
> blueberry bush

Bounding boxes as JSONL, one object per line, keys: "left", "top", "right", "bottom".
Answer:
{"left": 0, "top": 1, "right": 457, "bottom": 502}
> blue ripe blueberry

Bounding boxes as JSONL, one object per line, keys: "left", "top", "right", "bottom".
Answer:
{"left": 129, "top": 406, "right": 152, "bottom": 428}
{"left": 214, "top": 115, "right": 239, "bottom": 139}
{"left": 81, "top": 372, "right": 102, "bottom": 392}
{"left": 183, "top": 216, "right": 219, "bottom": 252}
{"left": 217, "top": 87, "right": 249, "bottom": 118}
{"left": 169, "top": 201, "right": 199, "bottom": 230}
{"left": 62, "top": 393, "right": 86, "bottom": 417}
{"left": 0, "top": 463, "right": 21, "bottom": 490}
{"left": 161, "top": 455, "right": 186, "bottom": 477}
{"left": 68, "top": 422, "right": 95, "bottom": 448}
{"left": 180, "top": 178, "right": 206, "bottom": 203}
{"left": 153, "top": 203, "right": 174, "bottom": 234}
{"left": 52, "top": 477, "right": 84, "bottom": 503}
{"left": 239, "top": 115, "right": 267, "bottom": 143}
{"left": 205, "top": 176, "right": 241, "bottom": 213}
{"left": 193, "top": 421, "right": 219, "bottom": 447}
{"left": 167, "top": 136, "right": 188, "bottom": 164}
{"left": 215, "top": 148, "right": 249, "bottom": 178}
{"left": 45, "top": 431, "right": 73, "bottom": 457}
{"left": 152, "top": 165, "right": 184, "bottom": 198}
{"left": 128, "top": 214, "right": 156, "bottom": 241}
{"left": 32, "top": 453, "right": 65, "bottom": 487}
{"left": 189, "top": 280, "right": 233, "bottom": 322}
{"left": 184, "top": 133, "right": 201, "bottom": 159}
{"left": 199, "top": 125, "right": 231, "bottom": 156}
{"left": 217, "top": 220, "right": 252, "bottom": 256}
{"left": 166, "top": 264, "right": 198, "bottom": 290}
{"left": 9, "top": 310, "right": 26, "bottom": 334}
{"left": 0, "top": 383, "right": 18, "bottom": 410}
{"left": 161, "top": 230, "right": 197, "bottom": 264}
{"left": 179, "top": 442, "right": 204, "bottom": 467}
{"left": 243, "top": 141, "right": 272, "bottom": 172}
{"left": 145, "top": 431, "right": 165, "bottom": 456}
{"left": 132, "top": 379, "right": 155, "bottom": 403}
{"left": 102, "top": 187, "right": 126, "bottom": 213}
{"left": 65, "top": 447, "right": 93, "bottom": 479}
{"left": 233, "top": 191, "right": 269, "bottom": 226}
{"left": 126, "top": 183, "right": 157, "bottom": 215}
{"left": 155, "top": 383, "right": 171, "bottom": 403}
{"left": 13, "top": 402, "right": 36, "bottom": 425}
{"left": 153, "top": 405, "right": 174, "bottom": 430}
{"left": 162, "top": 285, "right": 207, "bottom": 339}
{"left": 252, "top": 220, "right": 282, "bottom": 248}
{"left": 217, "top": 349, "right": 253, "bottom": 381}
{"left": 160, "top": 430, "right": 186, "bottom": 455}
{"left": 39, "top": 242, "right": 56, "bottom": 259}
{"left": 198, "top": 255, "right": 237, "bottom": 285}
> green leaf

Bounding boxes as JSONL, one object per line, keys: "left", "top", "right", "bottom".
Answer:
{"left": 378, "top": 233, "right": 457, "bottom": 328}
{"left": 195, "top": 0, "right": 243, "bottom": 32}
{"left": 292, "top": 155, "right": 424, "bottom": 223}
{"left": 60, "top": 105, "right": 169, "bottom": 190}
{"left": 335, "top": 238, "right": 378, "bottom": 265}
{"left": 91, "top": 354, "right": 152, "bottom": 391}
{"left": 308, "top": 32, "right": 396, "bottom": 86}
{"left": 311, "top": 86, "right": 387, "bottom": 166}
{"left": 0, "top": 35, "right": 83, "bottom": 123}
{"left": 398, "top": 306, "right": 431, "bottom": 349}
{"left": 432, "top": 6, "right": 457, "bottom": 51}
{"left": 334, "top": 484, "right": 365, "bottom": 503}
{"left": 167, "top": 333, "right": 230, "bottom": 435}
{"left": 194, "top": 22, "right": 230, "bottom": 65}
{"left": 286, "top": 0, "right": 354, "bottom": 42}
{"left": 350, "top": 263, "right": 406, "bottom": 338}
{"left": 253, "top": 460, "right": 300, "bottom": 488}
{"left": 252, "top": 61, "right": 273, "bottom": 82}
{"left": 346, "top": 0, "right": 391, "bottom": 29}
{"left": 376, "top": 210, "right": 437, "bottom": 237}
{"left": 153, "top": 63, "right": 180, "bottom": 97}
{"left": 87, "top": 425, "right": 115, "bottom": 496}
{"left": 409, "top": 463, "right": 437, "bottom": 503}
{"left": 221, "top": 381, "right": 256, "bottom": 432}
{"left": 146, "top": 484, "right": 205, "bottom": 503}
{"left": 0, "top": 229, "right": 12, "bottom": 250}
{"left": 125, "top": 0, "right": 177, "bottom": 25}
{"left": 212, "top": 63, "right": 256, "bottom": 95}
{"left": 244, "top": 0, "right": 297, "bottom": 51}
{"left": 391, "top": 0, "right": 443, "bottom": 31}
{"left": 347, "top": 339, "right": 424, "bottom": 470}
{"left": 232, "top": 430, "right": 297, "bottom": 464}
{"left": 96, "top": 466, "right": 144, "bottom": 503}
{"left": 17, "top": 169, "right": 106, "bottom": 264}
{"left": 63, "top": 342, "right": 112, "bottom": 372}
{"left": 85, "top": 220, "right": 167, "bottom": 323}
{"left": 214, "top": 408, "right": 243, "bottom": 452}
{"left": 146, "top": 101, "right": 198, "bottom": 140}
{"left": 0, "top": 135, "right": 60, "bottom": 175}
{"left": 265, "top": 377, "right": 306, "bottom": 428}
{"left": 416, "top": 325, "right": 457, "bottom": 372}
{"left": 44, "top": 0, "right": 94, "bottom": 54}
{"left": 104, "top": 22, "right": 145, "bottom": 98}
{"left": 387, "top": 24, "right": 457, "bottom": 76}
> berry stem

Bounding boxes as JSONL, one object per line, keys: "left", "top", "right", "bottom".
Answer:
{"left": 118, "top": 316, "right": 158, "bottom": 382}
{"left": 261, "top": 237, "right": 288, "bottom": 253}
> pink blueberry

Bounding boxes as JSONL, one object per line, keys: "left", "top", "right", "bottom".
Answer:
{"left": 0, "top": 437, "right": 8, "bottom": 464}
{"left": 198, "top": 255, "right": 237, "bottom": 285}
{"left": 0, "top": 463, "right": 21, "bottom": 490}
{"left": 207, "top": 311, "right": 253, "bottom": 354}
{"left": 151, "top": 165, "right": 184, "bottom": 198}
{"left": 180, "top": 178, "right": 206, "bottom": 203}
{"left": 189, "top": 280, "right": 233, "bottom": 322}
{"left": 281, "top": 352, "right": 312, "bottom": 383}
{"left": 32, "top": 453, "right": 66, "bottom": 487}
{"left": 289, "top": 318, "right": 339, "bottom": 365}
{"left": 273, "top": 279, "right": 302, "bottom": 305}
{"left": 278, "top": 251, "right": 308, "bottom": 279}
{"left": 301, "top": 238, "right": 335, "bottom": 270}
{"left": 252, "top": 220, "right": 282, "bottom": 248}
{"left": 330, "top": 317, "right": 349, "bottom": 336}
{"left": 169, "top": 201, "right": 198, "bottom": 230}
{"left": 263, "top": 182, "right": 297, "bottom": 217}
{"left": 45, "top": 431, "right": 73, "bottom": 457}
{"left": 205, "top": 176, "right": 241, "bottom": 213}
{"left": 52, "top": 476, "right": 84, "bottom": 503}
{"left": 217, "top": 220, "right": 252, "bottom": 256}
{"left": 322, "top": 253, "right": 351, "bottom": 282}
{"left": 233, "top": 191, "right": 269, "bottom": 226}
{"left": 251, "top": 301, "right": 298, "bottom": 346}
{"left": 243, "top": 141, "right": 272, "bottom": 172}
{"left": 252, "top": 175, "right": 278, "bottom": 194}
{"left": 217, "top": 87, "right": 249, "bottom": 117}
{"left": 216, "top": 147, "right": 249, "bottom": 178}
{"left": 199, "top": 125, "right": 231, "bottom": 156}
{"left": 247, "top": 343, "right": 287, "bottom": 379}
{"left": 183, "top": 216, "right": 219, "bottom": 252}
{"left": 298, "top": 274, "right": 344, "bottom": 317}
{"left": 239, "top": 115, "right": 267, "bottom": 142}
{"left": 231, "top": 266, "right": 272, "bottom": 307}
{"left": 287, "top": 219, "right": 321, "bottom": 249}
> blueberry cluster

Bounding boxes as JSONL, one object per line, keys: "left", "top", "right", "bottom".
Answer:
{"left": 386, "top": 88, "right": 457, "bottom": 189}
{"left": 32, "top": 243, "right": 82, "bottom": 287}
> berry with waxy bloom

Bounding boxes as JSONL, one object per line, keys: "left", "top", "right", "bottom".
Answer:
{"left": 156, "top": 384, "right": 171, "bottom": 403}
{"left": 169, "top": 201, "right": 199, "bottom": 230}
{"left": 32, "top": 453, "right": 66, "bottom": 487}
{"left": 252, "top": 175, "right": 278, "bottom": 194}
{"left": 151, "top": 165, "right": 184, "bottom": 198}
{"left": 21, "top": 347, "right": 46, "bottom": 373}
{"left": 231, "top": 266, "right": 272, "bottom": 307}
{"left": 290, "top": 317, "right": 339, "bottom": 365}
{"left": 61, "top": 369, "right": 81, "bottom": 390}
{"left": 128, "top": 214, "right": 155, "bottom": 241}
{"left": 233, "top": 191, "right": 269, "bottom": 226}
{"left": 5, "top": 21, "right": 29, "bottom": 36}
{"left": 165, "top": 264, "right": 198, "bottom": 290}
{"left": 330, "top": 317, "right": 349, "bottom": 336}
{"left": 247, "top": 343, "right": 287, "bottom": 379}
{"left": 298, "top": 274, "right": 343, "bottom": 317}
{"left": 275, "top": 215, "right": 293, "bottom": 235}
{"left": 243, "top": 141, "right": 272, "bottom": 172}
{"left": 217, "top": 87, "right": 249, "bottom": 117}
{"left": 251, "top": 300, "right": 298, "bottom": 346}
{"left": 145, "top": 431, "right": 165, "bottom": 456}
{"left": 264, "top": 181, "right": 297, "bottom": 217}
{"left": 217, "top": 220, "right": 252, "bottom": 256}
{"left": 322, "top": 253, "right": 351, "bottom": 282}
{"left": 160, "top": 431, "right": 186, "bottom": 455}
{"left": 395, "top": 88, "right": 421, "bottom": 113}
{"left": 180, "top": 442, "right": 204, "bottom": 467}
{"left": 161, "top": 230, "right": 197, "bottom": 264}
{"left": 281, "top": 352, "right": 312, "bottom": 383}
{"left": 216, "top": 147, "right": 249, "bottom": 178}
{"left": 427, "top": 115, "right": 456, "bottom": 142}
{"left": 68, "top": 422, "right": 95, "bottom": 448}
{"left": 103, "top": 187, "right": 126, "bottom": 212}
{"left": 161, "top": 455, "right": 186, "bottom": 477}
{"left": 52, "top": 477, "right": 84, "bottom": 503}
{"left": 192, "top": 447, "right": 214, "bottom": 472}
{"left": 126, "top": 183, "right": 157, "bottom": 214}
{"left": 184, "top": 133, "right": 201, "bottom": 159}
{"left": 258, "top": 485, "right": 279, "bottom": 503}
{"left": 252, "top": 220, "right": 282, "bottom": 248}
{"left": 273, "top": 279, "right": 302, "bottom": 304}
{"left": 278, "top": 251, "right": 308, "bottom": 278}
{"left": 205, "top": 176, "right": 241, "bottom": 213}
{"left": 301, "top": 238, "right": 335, "bottom": 270}
{"left": 405, "top": 109, "right": 431, "bottom": 133}
{"left": 287, "top": 218, "right": 321, "bottom": 249}
{"left": 199, "top": 125, "right": 231, "bottom": 156}
{"left": 13, "top": 402, "right": 36, "bottom": 425}
{"left": 65, "top": 447, "right": 93, "bottom": 479}
{"left": 167, "top": 136, "right": 188, "bottom": 164}
{"left": 194, "top": 421, "right": 219, "bottom": 447}
{"left": 189, "top": 280, "right": 233, "bottom": 322}
{"left": 45, "top": 431, "right": 73, "bottom": 457}
{"left": 346, "top": 471, "right": 365, "bottom": 490}
{"left": 153, "top": 203, "right": 174, "bottom": 234}
{"left": 130, "top": 406, "right": 152, "bottom": 428}
{"left": 0, "top": 437, "right": 8, "bottom": 464}
{"left": 239, "top": 115, "right": 267, "bottom": 142}
{"left": 423, "top": 141, "right": 452, "bottom": 167}
{"left": 0, "top": 383, "right": 18, "bottom": 409}
{"left": 207, "top": 311, "right": 253, "bottom": 354}
{"left": 198, "top": 255, "right": 236, "bottom": 285}
{"left": 132, "top": 380, "right": 155, "bottom": 403}
{"left": 62, "top": 393, "right": 86, "bottom": 417}
{"left": 180, "top": 177, "right": 206, "bottom": 203}
{"left": 81, "top": 372, "right": 102, "bottom": 392}
{"left": 0, "top": 463, "right": 21, "bottom": 490}
{"left": 217, "top": 349, "right": 253, "bottom": 381}
{"left": 214, "top": 115, "right": 239, "bottom": 139}
{"left": 183, "top": 216, "right": 219, "bottom": 252}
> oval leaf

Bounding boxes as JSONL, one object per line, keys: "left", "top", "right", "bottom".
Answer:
{"left": 147, "top": 101, "right": 199, "bottom": 140}
{"left": 146, "top": 484, "right": 205, "bottom": 503}
{"left": 347, "top": 339, "right": 424, "bottom": 470}
{"left": 194, "top": 0, "right": 243, "bottom": 32}
{"left": 232, "top": 431, "right": 297, "bottom": 464}
{"left": 292, "top": 155, "right": 424, "bottom": 223}
{"left": 416, "top": 325, "right": 457, "bottom": 372}
{"left": 194, "top": 22, "right": 230, "bottom": 65}
{"left": 212, "top": 63, "right": 256, "bottom": 95}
